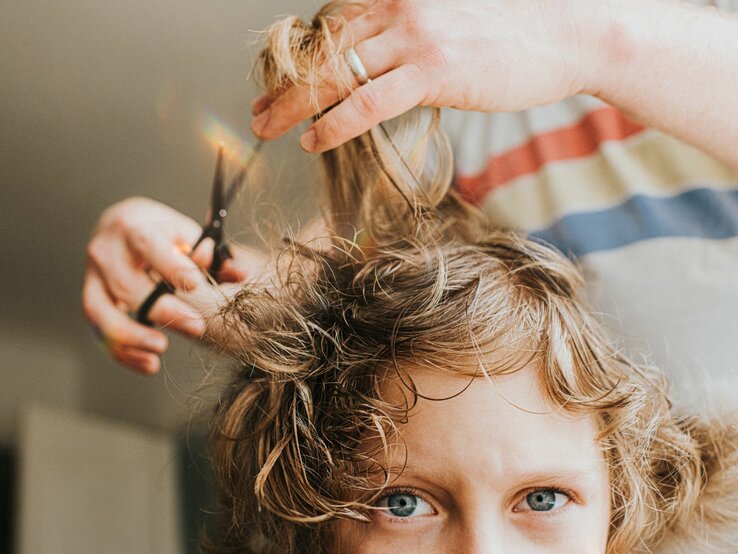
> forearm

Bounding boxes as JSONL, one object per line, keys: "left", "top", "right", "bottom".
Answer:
{"left": 584, "top": 0, "right": 738, "bottom": 169}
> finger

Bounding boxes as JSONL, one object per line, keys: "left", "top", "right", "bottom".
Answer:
{"left": 219, "top": 246, "right": 269, "bottom": 282}
{"left": 111, "top": 345, "right": 161, "bottom": 375}
{"left": 191, "top": 238, "right": 256, "bottom": 284}
{"left": 126, "top": 226, "right": 207, "bottom": 291}
{"left": 252, "top": 24, "right": 392, "bottom": 140}
{"left": 82, "top": 270, "right": 169, "bottom": 355}
{"left": 325, "top": 2, "right": 372, "bottom": 28}
{"left": 250, "top": 8, "right": 385, "bottom": 115}
{"left": 90, "top": 236, "right": 162, "bottom": 309}
{"left": 191, "top": 237, "right": 215, "bottom": 268}
{"left": 218, "top": 258, "right": 248, "bottom": 283}
{"left": 252, "top": 95, "right": 274, "bottom": 116}
{"left": 147, "top": 294, "right": 206, "bottom": 338}
{"left": 178, "top": 281, "right": 233, "bottom": 323}
{"left": 299, "top": 64, "right": 427, "bottom": 153}
{"left": 335, "top": 6, "right": 385, "bottom": 45}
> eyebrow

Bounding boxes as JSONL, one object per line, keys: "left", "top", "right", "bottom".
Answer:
{"left": 506, "top": 468, "right": 593, "bottom": 486}
{"left": 395, "top": 464, "right": 594, "bottom": 489}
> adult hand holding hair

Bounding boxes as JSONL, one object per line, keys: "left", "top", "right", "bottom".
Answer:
{"left": 82, "top": 197, "right": 263, "bottom": 374}
{"left": 252, "top": 0, "right": 738, "bottom": 169}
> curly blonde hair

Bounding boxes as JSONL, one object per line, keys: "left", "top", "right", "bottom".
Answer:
{"left": 201, "top": 3, "right": 733, "bottom": 552}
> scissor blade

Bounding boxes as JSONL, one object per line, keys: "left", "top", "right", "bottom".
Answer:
{"left": 207, "top": 143, "right": 226, "bottom": 226}
{"left": 224, "top": 140, "right": 263, "bottom": 208}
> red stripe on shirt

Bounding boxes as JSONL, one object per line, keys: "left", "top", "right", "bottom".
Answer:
{"left": 456, "top": 106, "right": 645, "bottom": 205}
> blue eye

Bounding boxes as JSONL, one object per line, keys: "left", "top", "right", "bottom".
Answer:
{"left": 514, "top": 490, "right": 570, "bottom": 512}
{"left": 375, "top": 492, "right": 434, "bottom": 518}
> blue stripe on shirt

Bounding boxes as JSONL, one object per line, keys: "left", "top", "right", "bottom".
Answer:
{"left": 531, "top": 186, "right": 738, "bottom": 258}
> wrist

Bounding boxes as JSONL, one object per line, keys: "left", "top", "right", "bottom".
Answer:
{"left": 577, "top": 0, "right": 692, "bottom": 102}
{"left": 541, "top": 0, "right": 624, "bottom": 99}
{"left": 570, "top": 0, "right": 665, "bottom": 100}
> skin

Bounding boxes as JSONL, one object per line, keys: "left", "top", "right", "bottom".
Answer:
{"left": 333, "top": 366, "right": 611, "bottom": 553}
{"left": 83, "top": 0, "right": 738, "bottom": 372}
{"left": 253, "top": 0, "right": 738, "bottom": 169}
{"left": 82, "top": 197, "right": 262, "bottom": 373}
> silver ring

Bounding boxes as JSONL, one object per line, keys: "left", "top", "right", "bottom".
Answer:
{"left": 345, "top": 47, "right": 370, "bottom": 85}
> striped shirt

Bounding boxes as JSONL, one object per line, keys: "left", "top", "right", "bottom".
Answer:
{"left": 443, "top": 0, "right": 738, "bottom": 411}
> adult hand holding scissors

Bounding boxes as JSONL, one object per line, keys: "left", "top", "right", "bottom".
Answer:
{"left": 82, "top": 195, "right": 262, "bottom": 374}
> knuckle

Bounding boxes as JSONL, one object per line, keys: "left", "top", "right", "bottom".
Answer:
{"left": 81, "top": 294, "right": 98, "bottom": 324}
{"left": 127, "top": 226, "right": 152, "bottom": 255}
{"left": 349, "top": 4, "right": 375, "bottom": 25}
{"left": 99, "top": 197, "right": 149, "bottom": 229}
{"left": 85, "top": 238, "right": 104, "bottom": 266}
{"left": 400, "top": 1, "right": 428, "bottom": 40}
{"left": 420, "top": 42, "right": 448, "bottom": 69}
{"left": 420, "top": 42, "right": 449, "bottom": 74}
{"left": 383, "top": 0, "right": 404, "bottom": 17}
{"left": 106, "top": 203, "right": 133, "bottom": 229}
{"left": 108, "top": 321, "right": 138, "bottom": 347}
{"left": 117, "top": 196, "right": 150, "bottom": 215}
{"left": 175, "top": 265, "right": 203, "bottom": 290}
{"left": 354, "top": 85, "right": 383, "bottom": 117}
{"left": 111, "top": 349, "right": 130, "bottom": 366}
{"left": 319, "top": 115, "right": 343, "bottom": 144}
{"left": 114, "top": 212, "right": 137, "bottom": 235}
{"left": 109, "top": 274, "right": 134, "bottom": 302}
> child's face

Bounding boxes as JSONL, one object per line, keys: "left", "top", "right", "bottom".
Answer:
{"left": 334, "top": 366, "right": 611, "bottom": 553}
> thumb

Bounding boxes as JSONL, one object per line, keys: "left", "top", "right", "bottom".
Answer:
{"left": 191, "top": 237, "right": 215, "bottom": 268}
{"left": 218, "top": 258, "right": 248, "bottom": 283}
{"left": 224, "top": 246, "right": 270, "bottom": 283}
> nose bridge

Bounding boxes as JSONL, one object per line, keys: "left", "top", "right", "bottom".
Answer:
{"left": 462, "top": 511, "right": 507, "bottom": 554}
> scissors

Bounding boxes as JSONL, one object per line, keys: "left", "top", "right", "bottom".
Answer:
{"left": 136, "top": 140, "right": 263, "bottom": 326}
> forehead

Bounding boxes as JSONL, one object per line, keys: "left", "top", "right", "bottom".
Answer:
{"left": 382, "top": 366, "right": 605, "bottom": 485}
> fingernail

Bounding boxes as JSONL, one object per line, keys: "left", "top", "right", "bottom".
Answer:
{"left": 176, "top": 241, "right": 192, "bottom": 255}
{"left": 185, "top": 318, "right": 206, "bottom": 337}
{"left": 325, "top": 16, "right": 342, "bottom": 32}
{"left": 143, "top": 356, "right": 160, "bottom": 374}
{"left": 144, "top": 335, "right": 168, "bottom": 352}
{"left": 251, "top": 96, "right": 272, "bottom": 116}
{"left": 300, "top": 128, "right": 317, "bottom": 152}
{"left": 180, "top": 267, "right": 205, "bottom": 291}
{"left": 191, "top": 237, "right": 215, "bottom": 267}
{"left": 252, "top": 109, "right": 271, "bottom": 137}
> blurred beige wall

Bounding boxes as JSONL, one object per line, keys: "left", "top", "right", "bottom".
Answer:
{"left": 0, "top": 0, "right": 320, "bottom": 445}
{"left": 18, "top": 405, "right": 181, "bottom": 553}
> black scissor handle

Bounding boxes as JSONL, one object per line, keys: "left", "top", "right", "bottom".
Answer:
{"left": 135, "top": 140, "right": 260, "bottom": 327}
{"left": 210, "top": 241, "right": 232, "bottom": 276}
{"left": 136, "top": 226, "right": 233, "bottom": 326}
{"left": 136, "top": 280, "right": 175, "bottom": 325}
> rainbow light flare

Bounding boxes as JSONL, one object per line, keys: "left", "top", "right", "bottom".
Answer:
{"left": 201, "top": 110, "right": 259, "bottom": 164}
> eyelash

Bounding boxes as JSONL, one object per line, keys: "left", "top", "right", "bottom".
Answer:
{"left": 373, "top": 486, "right": 437, "bottom": 524}
{"left": 513, "top": 485, "right": 579, "bottom": 519}
{"left": 375, "top": 484, "right": 579, "bottom": 523}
